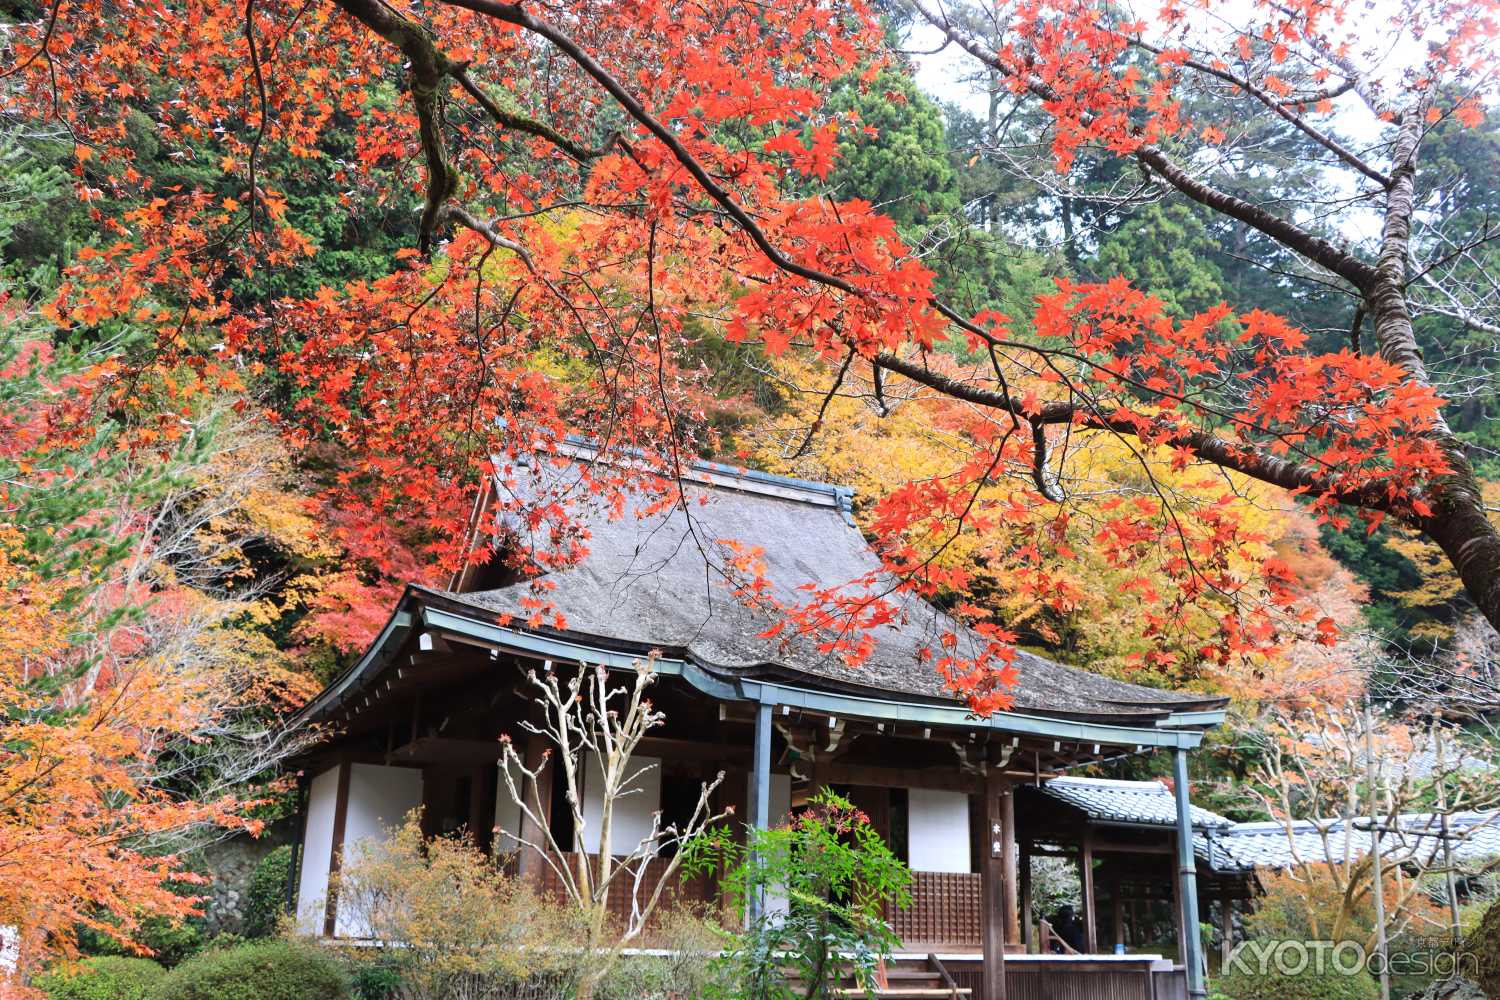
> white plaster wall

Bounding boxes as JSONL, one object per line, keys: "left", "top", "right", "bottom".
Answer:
{"left": 907, "top": 787, "right": 972, "bottom": 873}
{"left": 578, "top": 752, "right": 662, "bottom": 854}
{"left": 335, "top": 764, "right": 424, "bottom": 937}
{"left": 294, "top": 765, "right": 340, "bottom": 934}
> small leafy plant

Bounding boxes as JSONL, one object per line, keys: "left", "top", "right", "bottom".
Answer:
{"left": 685, "top": 789, "right": 912, "bottom": 1000}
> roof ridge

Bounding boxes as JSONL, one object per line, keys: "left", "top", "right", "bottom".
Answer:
{"left": 1224, "top": 809, "right": 1500, "bottom": 836}
{"left": 1047, "top": 776, "right": 1169, "bottom": 790}
{"left": 542, "top": 437, "right": 857, "bottom": 521}
{"left": 1225, "top": 818, "right": 1344, "bottom": 833}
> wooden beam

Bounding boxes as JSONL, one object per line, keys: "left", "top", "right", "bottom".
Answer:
{"left": 1089, "top": 838, "right": 1174, "bottom": 855}
{"left": 980, "top": 770, "right": 1008, "bottom": 1000}
{"left": 638, "top": 735, "right": 752, "bottom": 765}
{"left": 390, "top": 736, "right": 502, "bottom": 766}
{"left": 815, "top": 762, "right": 980, "bottom": 794}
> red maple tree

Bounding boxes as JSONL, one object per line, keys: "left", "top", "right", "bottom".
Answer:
{"left": 3, "top": 0, "right": 1497, "bottom": 715}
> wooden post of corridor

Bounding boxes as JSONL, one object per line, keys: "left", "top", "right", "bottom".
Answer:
{"left": 1000, "top": 781, "right": 1019, "bottom": 946}
{"left": 981, "top": 769, "right": 1009, "bottom": 1000}
{"left": 516, "top": 734, "right": 553, "bottom": 882}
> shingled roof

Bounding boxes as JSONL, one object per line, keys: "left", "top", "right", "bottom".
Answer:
{"left": 1041, "top": 776, "right": 1234, "bottom": 829}
{"left": 447, "top": 445, "right": 1225, "bottom": 726}
{"left": 1210, "top": 811, "right": 1500, "bottom": 873}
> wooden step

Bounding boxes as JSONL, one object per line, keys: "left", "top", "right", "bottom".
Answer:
{"left": 882, "top": 970, "right": 944, "bottom": 980}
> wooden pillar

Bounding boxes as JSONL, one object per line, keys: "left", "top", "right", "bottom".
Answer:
{"left": 1173, "top": 747, "right": 1207, "bottom": 999}
{"left": 1000, "top": 781, "right": 1019, "bottom": 946}
{"left": 1080, "top": 828, "right": 1098, "bottom": 953}
{"left": 1169, "top": 842, "right": 1183, "bottom": 951}
{"left": 468, "top": 764, "right": 495, "bottom": 855}
{"left": 283, "top": 773, "right": 310, "bottom": 914}
{"left": 516, "top": 734, "right": 553, "bottom": 882}
{"left": 747, "top": 701, "right": 773, "bottom": 923}
{"left": 1112, "top": 873, "right": 1125, "bottom": 952}
{"left": 980, "top": 770, "right": 1009, "bottom": 1000}
{"left": 718, "top": 771, "right": 749, "bottom": 921}
{"left": 322, "top": 760, "right": 352, "bottom": 938}
{"left": 1019, "top": 840, "right": 1034, "bottom": 953}
{"left": 850, "top": 785, "right": 891, "bottom": 843}
{"left": 1219, "top": 884, "right": 1234, "bottom": 970}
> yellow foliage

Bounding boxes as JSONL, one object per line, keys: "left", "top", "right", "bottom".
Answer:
{"left": 1387, "top": 482, "right": 1499, "bottom": 639}
{"left": 738, "top": 351, "right": 1351, "bottom": 693}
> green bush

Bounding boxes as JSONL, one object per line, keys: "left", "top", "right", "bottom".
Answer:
{"left": 151, "top": 940, "right": 351, "bottom": 1000}
{"left": 594, "top": 909, "right": 733, "bottom": 1000}
{"left": 76, "top": 918, "right": 203, "bottom": 969}
{"left": 595, "top": 952, "right": 735, "bottom": 1000}
{"left": 243, "top": 846, "right": 294, "bottom": 939}
{"left": 37, "top": 956, "right": 167, "bottom": 1000}
{"left": 344, "top": 956, "right": 403, "bottom": 1000}
{"left": 684, "top": 789, "right": 912, "bottom": 999}
{"left": 1216, "top": 944, "right": 1380, "bottom": 1000}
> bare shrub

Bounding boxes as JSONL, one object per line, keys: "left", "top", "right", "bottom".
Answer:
{"left": 336, "top": 812, "right": 584, "bottom": 1000}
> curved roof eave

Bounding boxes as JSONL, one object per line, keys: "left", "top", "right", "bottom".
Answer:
{"left": 291, "top": 588, "right": 1224, "bottom": 750}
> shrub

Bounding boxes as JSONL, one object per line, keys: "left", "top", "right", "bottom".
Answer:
{"left": 37, "top": 957, "right": 167, "bottom": 1000}
{"left": 1247, "top": 869, "right": 1447, "bottom": 950}
{"left": 335, "top": 813, "right": 581, "bottom": 1000}
{"left": 1215, "top": 944, "right": 1380, "bottom": 1000}
{"left": 595, "top": 908, "right": 734, "bottom": 1000}
{"left": 685, "top": 789, "right": 912, "bottom": 1000}
{"left": 151, "top": 939, "right": 351, "bottom": 1000}
{"left": 1245, "top": 870, "right": 1371, "bottom": 942}
{"left": 244, "top": 846, "right": 293, "bottom": 939}
{"left": 344, "top": 957, "right": 403, "bottom": 1000}
{"left": 75, "top": 916, "right": 203, "bottom": 969}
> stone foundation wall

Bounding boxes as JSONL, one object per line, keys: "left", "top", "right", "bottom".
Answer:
{"left": 192, "top": 818, "right": 295, "bottom": 936}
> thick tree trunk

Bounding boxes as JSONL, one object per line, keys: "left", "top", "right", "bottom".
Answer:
{"left": 1421, "top": 484, "right": 1500, "bottom": 632}
{"left": 1370, "top": 116, "right": 1500, "bottom": 633}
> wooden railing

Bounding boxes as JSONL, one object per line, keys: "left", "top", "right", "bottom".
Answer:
{"left": 1037, "top": 918, "right": 1082, "bottom": 955}
{"left": 520, "top": 851, "right": 719, "bottom": 939}
{"left": 943, "top": 955, "right": 1186, "bottom": 1000}
{"left": 929, "top": 953, "right": 965, "bottom": 1000}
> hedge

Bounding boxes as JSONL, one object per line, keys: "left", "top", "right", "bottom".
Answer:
{"left": 1215, "top": 942, "right": 1380, "bottom": 1000}
{"left": 37, "top": 956, "right": 167, "bottom": 1000}
{"left": 151, "top": 940, "right": 350, "bottom": 1000}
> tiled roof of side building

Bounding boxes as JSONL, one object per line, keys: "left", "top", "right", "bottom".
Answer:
{"left": 1207, "top": 811, "right": 1500, "bottom": 873}
{"left": 451, "top": 446, "right": 1227, "bottom": 726}
{"left": 1040, "top": 776, "right": 1235, "bottom": 829}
